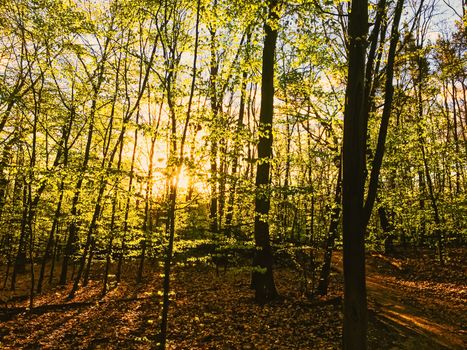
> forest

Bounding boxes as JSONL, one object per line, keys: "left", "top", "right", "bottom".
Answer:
{"left": 0, "top": 0, "right": 465, "bottom": 349}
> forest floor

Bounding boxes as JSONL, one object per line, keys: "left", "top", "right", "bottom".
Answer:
{"left": 0, "top": 247, "right": 465, "bottom": 349}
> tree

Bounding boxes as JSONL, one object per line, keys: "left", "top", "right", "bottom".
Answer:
{"left": 251, "top": 0, "right": 280, "bottom": 304}
{"left": 342, "top": 0, "right": 368, "bottom": 347}
{"left": 159, "top": 0, "right": 200, "bottom": 347}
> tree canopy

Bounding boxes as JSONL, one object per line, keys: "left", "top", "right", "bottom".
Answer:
{"left": 0, "top": 0, "right": 465, "bottom": 348}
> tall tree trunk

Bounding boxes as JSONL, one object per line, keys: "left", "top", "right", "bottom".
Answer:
{"left": 209, "top": 11, "right": 219, "bottom": 233}
{"left": 342, "top": 0, "right": 368, "bottom": 348}
{"left": 37, "top": 181, "right": 64, "bottom": 293}
{"left": 363, "top": 0, "right": 404, "bottom": 227}
{"left": 420, "top": 143, "right": 444, "bottom": 263}
{"left": 218, "top": 139, "right": 227, "bottom": 231}
{"left": 225, "top": 31, "right": 250, "bottom": 229}
{"left": 251, "top": 0, "right": 279, "bottom": 304}
{"left": 138, "top": 134, "right": 156, "bottom": 283}
{"left": 82, "top": 237, "right": 95, "bottom": 287}
{"left": 48, "top": 232, "right": 60, "bottom": 285}
{"left": 282, "top": 116, "right": 292, "bottom": 241}
{"left": 414, "top": 40, "right": 444, "bottom": 264}
{"left": 2, "top": 234, "right": 13, "bottom": 289}
{"left": 159, "top": 0, "right": 200, "bottom": 346}
{"left": 451, "top": 79, "right": 461, "bottom": 194}
{"left": 418, "top": 170, "right": 427, "bottom": 245}
{"left": 11, "top": 180, "right": 28, "bottom": 290}
{"left": 27, "top": 86, "right": 38, "bottom": 303}
{"left": 118, "top": 113, "right": 140, "bottom": 283}
{"left": 37, "top": 116, "right": 72, "bottom": 293}
{"left": 60, "top": 58, "right": 107, "bottom": 285}
{"left": 103, "top": 131, "right": 125, "bottom": 295}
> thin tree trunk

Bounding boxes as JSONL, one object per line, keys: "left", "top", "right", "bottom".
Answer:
{"left": 317, "top": 166, "right": 341, "bottom": 296}
{"left": 103, "top": 136, "right": 125, "bottom": 295}
{"left": 418, "top": 170, "right": 427, "bottom": 245}
{"left": 117, "top": 115, "right": 140, "bottom": 283}
{"left": 11, "top": 181, "right": 28, "bottom": 290}
{"left": 225, "top": 32, "right": 250, "bottom": 229}
{"left": 37, "top": 181, "right": 64, "bottom": 293}
{"left": 159, "top": 1, "right": 200, "bottom": 347}
{"left": 138, "top": 101, "right": 163, "bottom": 283}
{"left": 209, "top": 17, "right": 219, "bottom": 233}
{"left": 363, "top": 0, "right": 404, "bottom": 227}
{"left": 282, "top": 116, "right": 292, "bottom": 241}
{"left": 48, "top": 234, "right": 60, "bottom": 285}
{"left": 451, "top": 79, "right": 461, "bottom": 194}
{"left": 414, "top": 38, "right": 444, "bottom": 264}
{"left": 2, "top": 234, "right": 12, "bottom": 289}
{"left": 378, "top": 205, "right": 395, "bottom": 254}
{"left": 82, "top": 237, "right": 95, "bottom": 287}
{"left": 60, "top": 54, "right": 108, "bottom": 285}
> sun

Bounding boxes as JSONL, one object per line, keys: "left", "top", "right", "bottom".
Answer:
{"left": 177, "top": 168, "right": 190, "bottom": 189}
{"left": 125, "top": 134, "right": 209, "bottom": 197}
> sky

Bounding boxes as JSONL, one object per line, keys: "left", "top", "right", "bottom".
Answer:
{"left": 432, "top": 0, "right": 464, "bottom": 38}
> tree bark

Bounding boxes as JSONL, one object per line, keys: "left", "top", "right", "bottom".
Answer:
{"left": 251, "top": 0, "right": 279, "bottom": 304}
{"left": 317, "top": 166, "right": 341, "bottom": 296}
{"left": 342, "top": 0, "right": 368, "bottom": 347}
{"left": 159, "top": 0, "right": 200, "bottom": 346}
{"left": 363, "top": 0, "right": 404, "bottom": 227}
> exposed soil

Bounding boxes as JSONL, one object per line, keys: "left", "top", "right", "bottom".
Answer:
{"left": 364, "top": 249, "right": 466, "bottom": 349}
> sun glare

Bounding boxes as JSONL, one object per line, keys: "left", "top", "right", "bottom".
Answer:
{"left": 177, "top": 168, "right": 190, "bottom": 189}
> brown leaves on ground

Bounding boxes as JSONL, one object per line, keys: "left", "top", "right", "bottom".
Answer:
{"left": 0, "top": 248, "right": 465, "bottom": 349}
{"left": 364, "top": 248, "right": 467, "bottom": 349}
{"left": 168, "top": 266, "right": 343, "bottom": 349}
{"left": 0, "top": 263, "right": 345, "bottom": 349}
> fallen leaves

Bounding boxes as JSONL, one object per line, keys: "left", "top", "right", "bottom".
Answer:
{"left": 0, "top": 248, "right": 465, "bottom": 349}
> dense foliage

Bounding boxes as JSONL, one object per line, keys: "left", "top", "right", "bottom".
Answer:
{"left": 0, "top": 0, "right": 465, "bottom": 347}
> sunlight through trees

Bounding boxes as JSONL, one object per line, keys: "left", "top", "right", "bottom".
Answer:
{"left": 0, "top": 0, "right": 465, "bottom": 348}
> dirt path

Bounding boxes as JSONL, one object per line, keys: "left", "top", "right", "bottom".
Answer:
{"left": 367, "top": 276, "right": 465, "bottom": 349}
{"left": 335, "top": 252, "right": 466, "bottom": 349}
